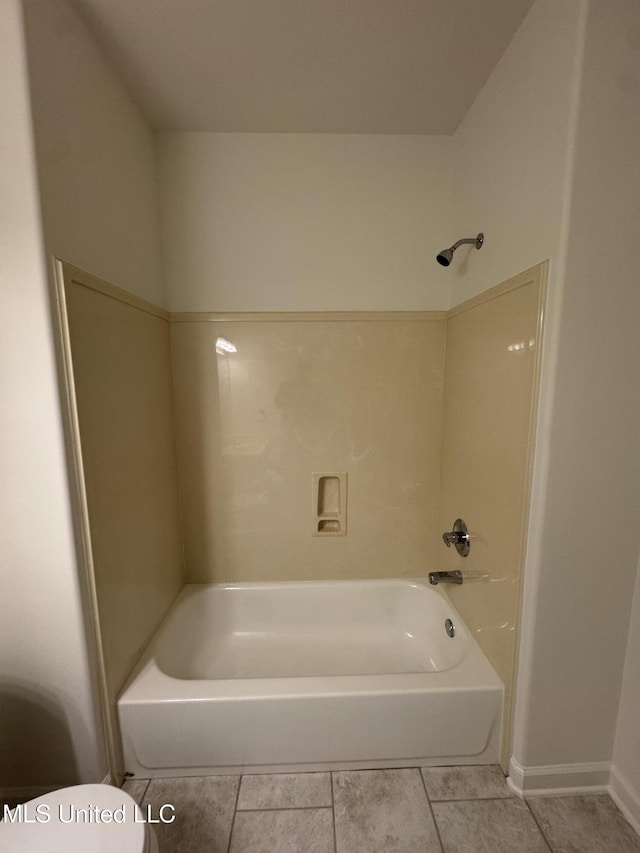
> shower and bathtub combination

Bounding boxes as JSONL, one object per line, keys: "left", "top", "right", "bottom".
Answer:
{"left": 119, "top": 578, "right": 503, "bottom": 776}
{"left": 57, "top": 256, "right": 544, "bottom": 784}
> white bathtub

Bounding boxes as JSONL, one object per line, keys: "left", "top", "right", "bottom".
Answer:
{"left": 118, "top": 579, "right": 503, "bottom": 777}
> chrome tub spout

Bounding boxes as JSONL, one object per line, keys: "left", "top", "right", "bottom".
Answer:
{"left": 428, "top": 570, "right": 463, "bottom": 585}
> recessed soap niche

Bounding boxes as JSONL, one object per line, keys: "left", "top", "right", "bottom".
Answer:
{"left": 313, "top": 473, "right": 347, "bottom": 536}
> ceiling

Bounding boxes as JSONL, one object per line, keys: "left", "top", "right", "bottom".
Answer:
{"left": 73, "top": 0, "right": 534, "bottom": 134}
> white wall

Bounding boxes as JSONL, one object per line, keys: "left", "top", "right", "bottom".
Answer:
{"left": 0, "top": 0, "right": 105, "bottom": 793}
{"left": 22, "top": 0, "right": 164, "bottom": 306}
{"left": 452, "top": 0, "right": 585, "bottom": 306}
{"left": 511, "top": 0, "right": 640, "bottom": 788}
{"left": 158, "top": 133, "right": 454, "bottom": 312}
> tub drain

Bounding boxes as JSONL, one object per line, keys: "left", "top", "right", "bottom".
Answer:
{"left": 445, "top": 618, "right": 455, "bottom": 638}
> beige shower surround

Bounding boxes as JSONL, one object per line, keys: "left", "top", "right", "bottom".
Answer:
{"left": 170, "top": 270, "right": 543, "bottom": 589}
{"left": 170, "top": 314, "right": 447, "bottom": 583}
{"left": 437, "top": 265, "right": 546, "bottom": 767}
{"left": 60, "top": 261, "right": 544, "bottom": 774}
{"left": 64, "top": 278, "right": 184, "bottom": 690}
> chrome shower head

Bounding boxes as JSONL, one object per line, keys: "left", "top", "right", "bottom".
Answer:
{"left": 436, "top": 247, "right": 454, "bottom": 267}
{"left": 436, "top": 232, "right": 484, "bottom": 266}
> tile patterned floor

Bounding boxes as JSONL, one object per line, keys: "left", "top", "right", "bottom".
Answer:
{"left": 122, "top": 765, "right": 640, "bottom": 853}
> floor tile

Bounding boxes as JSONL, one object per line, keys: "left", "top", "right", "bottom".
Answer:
{"left": 121, "top": 778, "right": 149, "bottom": 805}
{"left": 333, "top": 768, "right": 441, "bottom": 852}
{"left": 237, "top": 772, "right": 332, "bottom": 810}
{"left": 421, "top": 765, "right": 512, "bottom": 801}
{"left": 143, "top": 775, "right": 239, "bottom": 852}
{"left": 229, "top": 807, "right": 334, "bottom": 853}
{"left": 432, "top": 798, "right": 549, "bottom": 852}
{"left": 527, "top": 794, "right": 640, "bottom": 852}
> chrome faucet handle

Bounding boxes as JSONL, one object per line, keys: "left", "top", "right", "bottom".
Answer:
{"left": 441, "top": 518, "right": 470, "bottom": 557}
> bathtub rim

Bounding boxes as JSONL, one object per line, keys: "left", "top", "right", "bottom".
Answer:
{"left": 119, "top": 577, "right": 503, "bottom": 703}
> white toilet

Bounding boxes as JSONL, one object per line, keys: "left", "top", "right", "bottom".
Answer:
{"left": 1, "top": 783, "right": 159, "bottom": 851}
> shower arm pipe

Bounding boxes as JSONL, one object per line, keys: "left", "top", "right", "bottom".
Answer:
{"left": 450, "top": 234, "right": 484, "bottom": 251}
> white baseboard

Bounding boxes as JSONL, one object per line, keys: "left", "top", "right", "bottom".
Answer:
{"left": 508, "top": 756, "right": 610, "bottom": 797}
{"left": 609, "top": 765, "right": 640, "bottom": 835}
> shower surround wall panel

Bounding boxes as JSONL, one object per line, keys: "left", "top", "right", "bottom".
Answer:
{"left": 436, "top": 266, "right": 546, "bottom": 768}
{"left": 169, "top": 315, "right": 446, "bottom": 583}
{"left": 63, "top": 267, "right": 185, "bottom": 718}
